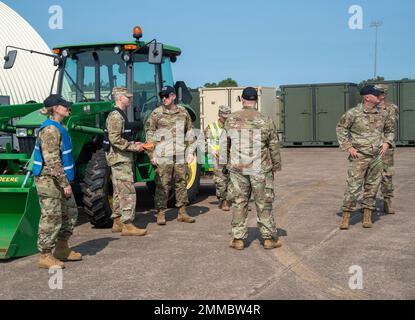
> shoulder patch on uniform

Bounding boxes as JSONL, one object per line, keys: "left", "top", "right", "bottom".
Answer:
{"left": 108, "top": 111, "right": 125, "bottom": 124}
{"left": 152, "top": 106, "right": 164, "bottom": 114}
{"left": 42, "top": 125, "right": 60, "bottom": 135}
{"left": 177, "top": 105, "right": 189, "bottom": 113}
{"left": 110, "top": 110, "right": 123, "bottom": 118}
{"left": 347, "top": 106, "right": 360, "bottom": 116}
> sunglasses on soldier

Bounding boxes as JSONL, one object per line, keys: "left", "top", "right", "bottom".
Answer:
{"left": 161, "top": 94, "right": 172, "bottom": 99}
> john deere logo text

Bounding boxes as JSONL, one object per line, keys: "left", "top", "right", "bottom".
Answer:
{"left": 0, "top": 177, "right": 18, "bottom": 183}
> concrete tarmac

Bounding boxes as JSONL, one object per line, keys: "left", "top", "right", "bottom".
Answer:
{"left": 1, "top": 148, "right": 414, "bottom": 299}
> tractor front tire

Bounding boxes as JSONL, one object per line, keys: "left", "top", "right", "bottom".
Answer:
{"left": 82, "top": 149, "right": 113, "bottom": 228}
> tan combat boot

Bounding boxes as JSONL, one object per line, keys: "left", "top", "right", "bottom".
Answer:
{"left": 218, "top": 200, "right": 223, "bottom": 210}
{"left": 112, "top": 217, "right": 123, "bottom": 233}
{"left": 384, "top": 198, "right": 396, "bottom": 214}
{"left": 362, "top": 208, "right": 373, "bottom": 228}
{"left": 157, "top": 209, "right": 166, "bottom": 225}
{"left": 221, "top": 200, "right": 231, "bottom": 212}
{"left": 39, "top": 252, "right": 65, "bottom": 269}
{"left": 264, "top": 238, "right": 282, "bottom": 249}
{"left": 54, "top": 240, "right": 82, "bottom": 261}
{"left": 121, "top": 223, "right": 147, "bottom": 236}
{"left": 229, "top": 239, "right": 244, "bottom": 250}
{"left": 339, "top": 211, "right": 351, "bottom": 230}
{"left": 177, "top": 206, "right": 195, "bottom": 223}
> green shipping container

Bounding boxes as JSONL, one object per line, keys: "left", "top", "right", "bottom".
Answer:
{"left": 281, "top": 83, "right": 359, "bottom": 146}
{"left": 399, "top": 81, "right": 415, "bottom": 145}
{"left": 367, "top": 80, "right": 415, "bottom": 145}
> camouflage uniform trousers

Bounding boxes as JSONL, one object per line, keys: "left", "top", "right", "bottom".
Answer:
{"left": 213, "top": 159, "right": 229, "bottom": 201}
{"left": 229, "top": 170, "right": 277, "bottom": 240}
{"left": 35, "top": 176, "right": 78, "bottom": 253}
{"left": 155, "top": 163, "right": 189, "bottom": 210}
{"left": 342, "top": 154, "right": 383, "bottom": 212}
{"left": 110, "top": 162, "right": 136, "bottom": 224}
{"left": 381, "top": 149, "right": 395, "bottom": 198}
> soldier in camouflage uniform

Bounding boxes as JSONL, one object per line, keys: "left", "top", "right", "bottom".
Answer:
{"left": 34, "top": 94, "right": 81, "bottom": 269}
{"left": 336, "top": 85, "right": 395, "bottom": 230}
{"left": 375, "top": 84, "right": 399, "bottom": 214}
{"left": 145, "top": 86, "right": 196, "bottom": 225}
{"left": 224, "top": 87, "right": 282, "bottom": 250}
{"left": 105, "top": 87, "right": 147, "bottom": 236}
{"left": 204, "top": 105, "right": 232, "bottom": 211}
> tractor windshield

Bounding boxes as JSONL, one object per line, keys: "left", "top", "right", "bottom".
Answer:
{"left": 58, "top": 48, "right": 175, "bottom": 121}
{"left": 60, "top": 49, "right": 127, "bottom": 103}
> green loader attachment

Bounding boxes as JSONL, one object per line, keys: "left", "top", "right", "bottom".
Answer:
{"left": 0, "top": 104, "right": 44, "bottom": 259}
{"left": 0, "top": 141, "right": 40, "bottom": 259}
{"left": 0, "top": 173, "right": 40, "bottom": 259}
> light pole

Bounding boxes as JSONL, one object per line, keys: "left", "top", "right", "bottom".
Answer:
{"left": 370, "top": 20, "right": 383, "bottom": 79}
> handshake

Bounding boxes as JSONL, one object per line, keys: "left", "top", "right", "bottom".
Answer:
{"left": 133, "top": 141, "right": 154, "bottom": 153}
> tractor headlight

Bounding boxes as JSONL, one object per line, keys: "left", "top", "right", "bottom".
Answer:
{"left": 122, "top": 53, "right": 131, "bottom": 62}
{"left": 114, "top": 45, "right": 121, "bottom": 54}
{"left": 16, "top": 128, "right": 35, "bottom": 137}
{"left": 16, "top": 128, "right": 28, "bottom": 137}
{"left": 61, "top": 49, "right": 69, "bottom": 57}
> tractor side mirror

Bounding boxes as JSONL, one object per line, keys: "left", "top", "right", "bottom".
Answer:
{"left": 148, "top": 42, "right": 163, "bottom": 64}
{"left": 174, "top": 81, "right": 193, "bottom": 105}
{"left": 4, "top": 50, "right": 17, "bottom": 69}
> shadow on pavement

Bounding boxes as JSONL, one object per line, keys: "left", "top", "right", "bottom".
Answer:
{"left": 73, "top": 237, "right": 119, "bottom": 256}
{"left": 244, "top": 227, "right": 288, "bottom": 248}
{"left": 335, "top": 198, "right": 388, "bottom": 226}
{"left": 76, "top": 178, "right": 216, "bottom": 229}
{"left": 134, "top": 205, "right": 211, "bottom": 228}
{"left": 0, "top": 257, "right": 26, "bottom": 264}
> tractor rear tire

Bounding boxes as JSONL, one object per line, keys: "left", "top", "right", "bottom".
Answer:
{"left": 82, "top": 149, "right": 113, "bottom": 228}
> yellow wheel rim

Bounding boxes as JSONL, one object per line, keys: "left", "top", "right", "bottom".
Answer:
{"left": 108, "top": 195, "right": 113, "bottom": 210}
{"left": 187, "top": 157, "right": 197, "bottom": 190}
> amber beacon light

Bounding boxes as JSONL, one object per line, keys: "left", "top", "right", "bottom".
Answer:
{"left": 133, "top": 26, "right": 143, "bottom": 40}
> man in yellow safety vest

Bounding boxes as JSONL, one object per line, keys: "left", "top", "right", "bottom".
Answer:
{"left": 204, "top": 105, "right": 232, "bottom": 211}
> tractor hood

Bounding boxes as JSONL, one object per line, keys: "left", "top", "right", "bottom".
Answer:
{"left": 15, "top": 108, "right": 46, "bottom": 128}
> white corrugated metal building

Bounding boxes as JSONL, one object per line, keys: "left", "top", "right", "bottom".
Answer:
{"left": 0, "top": 1, "right": 55, "bottom": 105}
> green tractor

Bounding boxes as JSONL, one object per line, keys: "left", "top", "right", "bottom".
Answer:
{"left": 0, "top": 26, "right": 201, "bottom": 259}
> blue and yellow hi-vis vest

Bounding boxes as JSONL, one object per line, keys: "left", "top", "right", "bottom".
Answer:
{"left": 33, "top": 118, "right": 75, "bottom": 182}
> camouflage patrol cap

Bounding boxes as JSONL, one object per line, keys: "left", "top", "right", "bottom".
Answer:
{"left": 374, "top": 84, "right": 389, "bottom": 94}
{"left": 218, "top": 105, "right": 231, "bottom": 117}
{"left": 112, "top": 87, "right": 133, "bottom": 98}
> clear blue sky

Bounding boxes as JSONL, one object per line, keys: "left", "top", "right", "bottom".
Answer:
{"left": 2, "top": 0, "right": 414, "bottom": 88}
